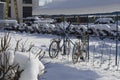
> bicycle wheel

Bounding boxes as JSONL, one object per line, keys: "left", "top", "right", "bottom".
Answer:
{"left": 49, "top": 41, "right": 59, "bottom": 58}
{"left": 72, "top": 44, "right": 79, "bottom": 64}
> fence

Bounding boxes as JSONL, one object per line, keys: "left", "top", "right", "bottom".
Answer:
{"left": 50, "top": 12, "right": 120, "bottom": 70}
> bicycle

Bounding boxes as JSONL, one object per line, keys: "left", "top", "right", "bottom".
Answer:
{"left": 49, "top": 22, "right": 74, "bottom": 58}
{"left": 72, "top": 33, "right": 89, "bottom": 64}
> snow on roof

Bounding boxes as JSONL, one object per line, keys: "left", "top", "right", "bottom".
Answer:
{"left": 95, "top": 18, "right": 114, "bottom": 23}
{"left": 41, "top": 0, "right": 120, "bottom": 9}
{"left": 33, "top": 0, "right": 120, "bottom": 15}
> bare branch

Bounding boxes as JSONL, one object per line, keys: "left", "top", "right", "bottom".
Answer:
{"left": 0, "top": 33, "right": 11, "bottom": 52}
{"left": 27, "top": 42, "right": 34, "bottom": 52}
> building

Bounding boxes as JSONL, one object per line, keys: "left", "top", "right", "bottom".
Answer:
{"left": 0, "top": 0, "right": 39, "bottom": 22}
{"left": 0, "top": 2, "right": 5, "bottom": 19}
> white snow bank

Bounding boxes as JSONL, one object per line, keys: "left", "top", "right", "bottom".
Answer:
{"left": 0, "top": 46, "right": 45, "bottom": 80}
{"left": 14, "top": 51, "right": 45, "bottom": 80}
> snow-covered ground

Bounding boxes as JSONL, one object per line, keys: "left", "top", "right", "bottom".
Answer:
{"left": 1, "top": 31, "right": 120, "bottom": 80}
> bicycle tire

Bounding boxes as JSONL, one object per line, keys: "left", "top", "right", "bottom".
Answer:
{"left": 49, "top": 41, "right": 59, "bottom": 58}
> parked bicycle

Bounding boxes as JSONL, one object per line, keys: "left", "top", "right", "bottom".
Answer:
{"left": 49, "top": 22, "right": 74, "bottom": 58}
{"left": 72, "top": 33, "right": 89, "bottom": 64}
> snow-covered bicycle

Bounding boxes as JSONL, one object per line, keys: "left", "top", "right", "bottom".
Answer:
{"left": 72, "top": 34, "right": 89, "bottom": 64}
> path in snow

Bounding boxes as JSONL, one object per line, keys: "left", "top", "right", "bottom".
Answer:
{"left": 39, "top": 62, "right": 100, "bottom": 80}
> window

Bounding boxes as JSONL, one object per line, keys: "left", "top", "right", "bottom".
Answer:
{"left": 23, "top": 0, "right": 32, "bottom": 4}
{"left": 8, "top": 7, "right": 11, "bottom": 17}
{"left": 0, "top": 3, "right": 4, "bottom": 19}
{"left": 23, "top": 7, "right": 32, "bottom": 18}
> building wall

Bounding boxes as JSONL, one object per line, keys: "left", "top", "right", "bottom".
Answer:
{"left": 11, "top": 0, "right": 33, "bottom": 22}
{"left": 0, "top": 2, "right": 5, "bottom": 19}
{"left": 1, "top": 0, "right": 39, "bottom": 22}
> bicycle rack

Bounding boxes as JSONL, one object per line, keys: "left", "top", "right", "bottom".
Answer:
{"left": 99, "top": 39, "right": 107, "bottom": 67}
{"left": 92, "top": 43, "right": 96, "bottom": 66}
{"left": 108, "top": 43, "right": 113, "bottom": 69}
{"left": 90, "top": 37, "right": 98, "bottom": 67}
{"left": 117, "top": 45, "right": 120, "bottom": 70}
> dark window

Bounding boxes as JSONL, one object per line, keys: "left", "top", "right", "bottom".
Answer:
{"left": 0, "top": 3, "right": 4, "bottom": 19}
{"left": 8, "top": 7, "right": 11, "bottom": 17}
{"left": 23, "top": 0, "right": 32, "bottom": 4}
{"left": 23, "top": 7, "right": 32, "bottom": 18}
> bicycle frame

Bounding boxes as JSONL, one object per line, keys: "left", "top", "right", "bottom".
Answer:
{"left": 57, "top": 22, "right": 75, "bottom": 55}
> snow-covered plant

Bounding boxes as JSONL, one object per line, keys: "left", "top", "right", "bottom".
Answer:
{"left": 14, "top": 51, "right": 45, "bottom": 80}
{"left": 14, "top": 39, "right": 35, "bottom": 52}
{"left": 0, "top": 33, "right": 45, "bottom": 80}
{"left": 14, "top": 39, "right": 45, "bottom": 60}
{"left": 35, "top": 48, "right": 46, "bottom": 60}
{"left": 14, "top": 39, "right": 22, "bottom": 52}
{"left": 0, "top": 51, "right": 24, "bottom": 80}
{"left": 0, "top": 33, "right": 24, "bottom": 80}
{"left": 0, "top": 33, "right": 11, "bottom": 52}
{"left": 27, "top": 43, "right": 35, "bottom": 52}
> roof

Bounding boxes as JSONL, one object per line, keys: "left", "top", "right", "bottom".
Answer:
{"left": 33, "top": 0, "right": 120, "bottom": 15}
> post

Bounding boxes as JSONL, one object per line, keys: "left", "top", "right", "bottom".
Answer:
{"left": 62, "top": 15, "right": 66, "bottom": 55}
{"left": 116, "top": 13, "right": 118, "bottom": 65}
{"left": 87, "top": 15, "right": 90, "bottom": 61}
{"left": 77, "top": 16, "right": 80, "bottom": 24}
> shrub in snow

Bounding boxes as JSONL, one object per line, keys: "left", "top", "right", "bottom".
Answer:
{"left": 0, "top": 33, "right": 45, "bottom": 80}
{"left": 14, "top": 51, "right": 45, "bottom": 80}
{"left": 0, "top": 33, "right": 23, "bottom": 80}
{"left": 14, "top": 39, "right": 46, "bottom": 60}
{"left": 14, "top": 39, "right": 34, "bottom": 52}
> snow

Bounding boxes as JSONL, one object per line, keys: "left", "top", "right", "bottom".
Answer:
{"left": 95, "top": 18, "right": 114, "bottom": 24}
{"left": 43, "top": 0, "right": 120, "bottom": 9}
{"left": 5, "top": 50, "right": 45, "bottom": 80}
{"left": 1, "top": 31, "right": 120, "bottom": 80}
{"left": 15, "top": 52, "right": 44, "bottom": 80}
{"left": 33, "top": 0, "right": 120, "bottom": 15}
{"left": 0, "top": 32, "right": 45, "bottom": 80}
{"left": 43, "top": 63, "right": 100, "bottom": 80}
